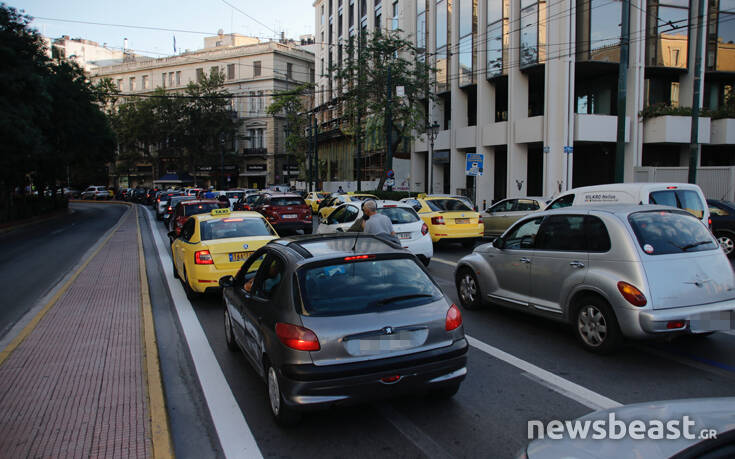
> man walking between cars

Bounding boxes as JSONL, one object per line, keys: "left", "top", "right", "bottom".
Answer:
{"left": 363, "top": 200, "right": 397, "bottom": 243}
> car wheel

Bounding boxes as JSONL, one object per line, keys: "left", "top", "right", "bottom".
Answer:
{"left": 573, "top": 297, "right": 621, "bottom": 354}
{"left": 456, "top": 268, "right": 482, "bottom": 310}
{"left": 428, "top": 382, "right": 461, "bottom": 400}
{"left": 182, "top": 268, "right": 198, "bottom": 300}
{"left": 266, "top": 364, "right": 301, "bottom": 426}
{"left": 224, "top": 307, "right": 237, "bottom": 351}
{"left": 303, "top": 226, "right": 313, "bottom": 235}
{"left": 462, "top": 239, "right": 476, "bottom": 249}
{"left": 715, "top": 232, "right": 735, "bottom": 258}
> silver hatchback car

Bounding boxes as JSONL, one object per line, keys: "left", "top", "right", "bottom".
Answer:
{"left": 455, "top": 204, "right": 735, "bottom": 353}
{"left": 220, "top": 233, "right": 468, "bottom": 425}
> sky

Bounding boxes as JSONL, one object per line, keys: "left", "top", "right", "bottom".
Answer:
{"left": 13, "top": 0, "right": 315, "bottom": 57}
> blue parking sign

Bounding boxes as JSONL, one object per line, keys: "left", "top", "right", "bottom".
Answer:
{"left": 466, "top": 153, "right": 484, "bottom": 176}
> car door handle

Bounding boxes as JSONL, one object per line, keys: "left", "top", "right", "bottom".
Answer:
{"left": 520, "top": 257, "right": 531, "bottom": 264}
{"left": 569, "top": 261, "right": 585, "bottom": 268}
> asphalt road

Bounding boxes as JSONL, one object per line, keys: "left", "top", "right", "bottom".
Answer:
{"left": 0, "top": 202, "right": 127, "bottom": 340}
{"left": 139, "top": 206, "right": 735, "bottom": 459}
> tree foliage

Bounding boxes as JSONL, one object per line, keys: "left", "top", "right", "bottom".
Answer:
{"left": 266, "top": 83, "right": 313, "bottom": 179}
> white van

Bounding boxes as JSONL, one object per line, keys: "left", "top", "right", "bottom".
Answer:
{"left": 546, "top": 183, "right": 710, "bottom": 226}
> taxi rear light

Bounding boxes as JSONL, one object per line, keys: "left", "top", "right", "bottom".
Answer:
{"left": 446, "top": 304, "right": 462, "bottom": 331}
{"left": 421, "top": 223, "right": 429, "bottom": 235}
{"left": 617, "top": 281, "right": 647, "bottom": 307}
{"left": 431, "top": 216, "right": 445, "bottom": 225}
{"left": 194, "top": 250, "right": 213, "bottom": 265}
{"left": 344, "top": 255, "right": 374, "bottom": 261}
{"left": 275, "top": 323, "right": 320, "bottom": 351}
{"left": 478, "top": 216, "right": 483, "bottom": 225}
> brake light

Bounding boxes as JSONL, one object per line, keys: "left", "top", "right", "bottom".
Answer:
{"left": 445, "top": 304, "right": 462, "bottom": 331}
{"left": 275, "top": 323, "right": 320, "bottom": 351}
{"left": 167, "top": 206, "right": 172, "bottom": 211}
{"left": 478, "top": 215, "right": 483, "bottom": 225}
{"left": 666, "top": 186, "right": 678, "bottom": 189}
{"left": 708, "top": 217, "right": 712, "bottom": 228}
{"left": 344, "top": 255, "right": 374, "bottom": 261}
{"left": 421, "top": 223, "right": 429, "bottom": 235}
{"left": 617, "top": 281, "right": 647, "bottom": 307}
{"left": 667, "top": 320, "right": 687, "bottom": 329}
{"left": 194, "top": 250, "right": 213, "bottom": 265}
{"left": 383, "top": 204, "right": 397, "bottom": 208}
{"left": 243, "top": 205, "right": 251, "bottom": 211}
{"left": 431, "top": 216, "right": 445, "bottom": 225}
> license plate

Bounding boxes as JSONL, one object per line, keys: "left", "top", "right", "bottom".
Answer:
{"left": 398, "top": 232, "right": 412, "bottom": 240}
{"left": 283, "top": 214, "right": 297, "bottom": 219}
{"left": 690, "top": 310, "right": 734, "bottom": 332}
{"left": 455, "top": 218, "right": 470, "bottom": 224}
{"left": 228, "top": 251, "right": 252, "bottom": 262}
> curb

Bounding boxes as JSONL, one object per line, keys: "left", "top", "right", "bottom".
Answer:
{"left": 136, "top": 206, "right": 175, "bottom": 459}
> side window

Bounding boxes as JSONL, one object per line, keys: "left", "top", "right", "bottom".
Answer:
{"left": 405, "top": 199, "right": 422, "bottom": 212}
{"left": 253, "top": 256, "right": 284, "bottom": 299}
{"left": 328, "top": 206, "right": 347, "bottom": 224}
{"left": 343, "top": 205, "right": 359, "bottom": 222}
{"left": 548, "top": 194, "right": 574, "bottom": 209}
{"left": 709, "top": 203, "right": 730, "bottom": 216}
{"left": 676, "top": 190, "right": 704, "bottom": 219}
{"left": 504, "top": 218, "right": 543, "bottom": 249}
{"left": 238, "top": 251, "right": 267, "bottom": 291}
{"left": 181, "top": 219, "right": 196, "bottom": 241}
{"left": 535, "top": 215, "right": 587, "bottom": 251}
{"left": 585, "top": 216, "right": 611, "bottom": 252}
{"left": 516, "top": 199, "right": 539, "bottom": 211}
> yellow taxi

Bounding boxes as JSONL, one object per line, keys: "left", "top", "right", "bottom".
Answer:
{"left": 304, "top": 191, "right": 331, "bottom": 213}
{"left": 171, "top": 208, "right": 278, "bottom": 296}
{"left": 317, "top": 193, "right": 378, "bottom": 219}
{"left": 401, "top": 195, "right": 482, "bottom": 247}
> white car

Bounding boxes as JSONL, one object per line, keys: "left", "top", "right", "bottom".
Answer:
{"left": 317, "top": 200, "right": 433, "bottom": 265}
{"left": 81, "top": 186, "right": 110, "bottom": 200}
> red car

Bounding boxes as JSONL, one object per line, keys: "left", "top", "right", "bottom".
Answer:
{"left": 170, "top": 200, "right": 221, "bottom": 236}
{"left": 252, "top": 192, "right": 312, "bottom": 234}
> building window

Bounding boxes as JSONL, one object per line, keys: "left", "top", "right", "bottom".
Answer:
{"left": 161, "top": 73, "right": 165, "bottom": 88}
{"left": 254, "top": 61, "right": 261, "bottom": 77}
{"left": 435, "top": 0, "right": 450, "bottom": 93}
{"left": 287, "top": 63, "right": 293, "bottom": 79}
{"left": 176, "top": 71, "right": 181, "bottom": 86}
{"left": 576, "top": 72, "right": 617, "bottom": 114}
{"left": 196, "top": 68, "right": 204, "bottom": 82}
{"left": 577, "top": 0, "right": 622, "bottom": 62}
{"left": 458, "top": 0, "right": 477, "bottom": 87}
{"left": 258, "top": 91, "right": 264, "bottom": 112}
{"left": 528, "top": 70, "right": 545, "bottom": 116}
{"left": 417, "top": 0, "right": 427, "bottom": 52}
{"left": 169, "top": 72, "right": 174, "bottom": 87}
{"left": 142, "top": 75, "right": 149, "bottom": 89}
{"left": 520, "top": 0, "right": 546, "bottom": 68}
{"left": 375, "top": 3, "right": 383, "bottom": 31}
{"left": 487, "top": 0, "right": 509, "bottom": 78}
{"left": 646, "top": 0, "right": 689, "bottom": 69}
{"left": 494, "top": 77, "right": 508, "bottom": 121}
{"left": 249, "top": 91, "right": 256, "bottom": 112}
{"left": 707, "top": 0, "right": 735, "bottom": 72}
{"left": 116, "top": 79, "right": 123, "bottom": 90}
{"left": 350, "top": 0, "right": 355, "bottom": 25}
{"left": 645, "top": 76, "right": 681, "bottom": 106}
{"left": 227, "top": 63, "right": 235, "bottom": 79}
{"left": 392, "top": 1, "right": 399, "bottom": 30}
{"left": 129, "top": 76, "right": 136, "bottom": 91}
{"left": 210, "top": 66, "right": 218, "bottom": 77}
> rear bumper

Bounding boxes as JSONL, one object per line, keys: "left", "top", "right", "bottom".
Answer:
{"left": 278, "top": 338, "right": 468, "bottom": 410}
{"left": 189, "top": 265, "right": 239, "bottom": 293}
{"left": 617, "top": 300, "right": 735, "bottom": 338}
{"left": 272, "top": 220, "right": 312, "bottom": 232}
{"left": 402, "top": 235, "right": 433, "bottom": 259}
{"left": 430, "top": 226, "right": 483, "bottom": 242}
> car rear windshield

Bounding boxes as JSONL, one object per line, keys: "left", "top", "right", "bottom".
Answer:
{"left": 200, "top": 217, "right": 275, "bottom": 241}
{"left": 225, "top": 192, "right": 241, "bottom": 199}
{"left": 426, "top": 199, "right": 472, "bottom": 212}
{"left": 648, "top": 190, "right": 704, "bottom": 219}
{"left": 628, "top": 210, "right": 716, "bottom": 255}
{"left": 378, "top": 207, "right": 419, "bottom": 224}
{"left": 349, "top": 195, "right": 376, "bottom": 201}
{"left": 184, "top": 202, "right": 220, "bottom": 216}
{"left": 298, "top": 258, "right": 443, "bottom": 316}
{"left": 317, "top": 193, "right": 330, "bottom": 199}
{"left": 271, "top": 197, "right": 306, "bottom": 206}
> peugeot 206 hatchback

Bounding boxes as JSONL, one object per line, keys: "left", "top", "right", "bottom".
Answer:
{"left": 455, "top": 205, "right": 735, "bottom": 353}
{"left": 219, "top": 233, "right": 468, "bottom": 425}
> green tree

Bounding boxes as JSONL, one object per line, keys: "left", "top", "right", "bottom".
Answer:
{"left": 333, "top": 30, "right": 434, "bottom": 190}
{"left": 266, "top": 83, "right": 313, "bottom": 180}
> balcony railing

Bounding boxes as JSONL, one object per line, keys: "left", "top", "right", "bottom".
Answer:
{"left": 243, "top": 147, "right": 267, "bottom": 155}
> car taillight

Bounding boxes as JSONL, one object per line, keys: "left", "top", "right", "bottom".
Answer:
{"left": 667, "top": 320, "right": 687, "bottom": 329}
{"left": 446, "top": 304, "right": 462, "bottom": 331}
{"left": 167, "top": 206, "right": 172, "bottom": 211}
{"left": 275, "top": 323, "right": 320, "bottom": 351}
{"left": 708, "top": 217, "right": 712, "bottom": 229}
{"left": 617, "top": 281, "right": 647, "bottom": 307}
{"left": 194, "top": 250, "right": 213, "bottom": 265}
{"left": 421, "top": 223, "right": 429, "bottom": 235}
{"left": 478, "top": 215, "right": 483, "bottom": 225}
{"left": 431, "top": 216, "right": 445, "bottom": 225}
{"left": 344, "top": 254, "right": 375, "bottom": 261}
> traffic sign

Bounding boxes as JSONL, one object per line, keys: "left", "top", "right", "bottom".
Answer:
{"left": 564, "top": 146, "right": 574, "bottom": 154}
{"left": 465, "top": 153, "right": 484, "bottom": 176}
{"left": 386, "top": 169, "right": 395, "bottom": 179}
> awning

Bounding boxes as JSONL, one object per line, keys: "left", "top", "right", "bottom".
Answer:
{"left": 153, "top": 173, "right": 195, "bottom": 184}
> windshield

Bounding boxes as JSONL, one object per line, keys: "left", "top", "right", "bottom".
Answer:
{"left": 298, "top": 258, "right": 442, "bottom": 315}
{"left": 271, "top": 197, "right": 306, "bottom": 206}
{"left": 628, "top": 210, "right": 716, "bottom": 255}
{"left": 199, "top": 217, "right": 275, "bottom": 241}
{"left": 377, "top": 207, "right": 419, "bottom": 224}
{"left": 426, "top": 199, "right": 473, "bottom": 212}
{"left": 183, "top": 202, "right": 220, "bottom": 216}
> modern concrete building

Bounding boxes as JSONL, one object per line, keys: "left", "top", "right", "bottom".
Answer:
{"left": 314, "top": 0, "right": 735, "bottom": 204}
{"left": 91, "top": 33, "right": 315, "bottom": 189}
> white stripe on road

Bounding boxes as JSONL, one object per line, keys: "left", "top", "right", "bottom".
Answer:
{"left": 144, "top": 207, "right": 263, "bottom": 459}
{"left": 431, "top": 257, "right": 458, "bottom": 267}
{"left": 466, "top": 335, "right": 622, "bottom": 411}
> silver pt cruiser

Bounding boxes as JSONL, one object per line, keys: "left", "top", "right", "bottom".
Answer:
{"left": 455, "top": 204, "right": 735, "bottom": 353}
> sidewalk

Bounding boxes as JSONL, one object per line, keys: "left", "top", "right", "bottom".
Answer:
{"left": 0, "top": 207, "right": 164, "bottom": 457}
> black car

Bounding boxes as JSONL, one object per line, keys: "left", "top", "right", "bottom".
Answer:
{"left": 219, "top": 234, "right": 468, "bottom": 425}
{"left": 707, "top": 199, "right": 735, "bottom": 258}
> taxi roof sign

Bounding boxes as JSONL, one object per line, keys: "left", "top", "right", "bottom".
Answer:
{"left": 211, "top": 208, "right": 230, "bottom": 216}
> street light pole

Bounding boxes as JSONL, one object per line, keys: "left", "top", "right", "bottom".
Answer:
{"left": 219, "top": 132, "right": 225, "bottom": 190}
{"left": 427, "top": 121, "right": 439, "bottom": 194}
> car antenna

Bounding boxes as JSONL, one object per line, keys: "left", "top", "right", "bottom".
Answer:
{"left": 351, "top": 231, "right": 359, "bottom": 252}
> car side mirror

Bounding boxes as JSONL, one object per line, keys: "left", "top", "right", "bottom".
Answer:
{"left": 493, "top": 238, "right": 505, "bottom": 249}
{"left": 219, "top": 275, "right": 234, "bottom": 288}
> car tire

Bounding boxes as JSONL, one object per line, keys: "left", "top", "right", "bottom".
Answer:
{"left": 715, "top": 232, "right": 735, "bottom": 258}
{"left": 462, "top": 239, "right": 476, "bottom": 249}
{"left": 224, "top": 306, "right": 238, "bottom": 352}
{"left": 303, "top": 226, "right": 313, "bottom": 235}
{"left": 573, "top": 296, "right": 622, "bottom": 354}
{"left": 456, "top": 268, "right": 482, "bottom": 310}
{"left": 182, "top": 268, "right": 198, "bottom": 300}
{"left": 428, "top": 382, "right": 461, "bottom": 400}
{"left": 265, "top": 363, "right": 301, "bottom": 426}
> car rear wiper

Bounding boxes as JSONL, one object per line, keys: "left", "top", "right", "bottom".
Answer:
{"left": 375, "top": 294, "right": 434, "bottom": 306}
{"left": 682, "top": 240, "right": 714, "bottom": 251}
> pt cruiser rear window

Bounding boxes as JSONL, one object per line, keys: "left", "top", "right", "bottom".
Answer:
{"left": 628, "top": 210, "right": 716, "bottom": 255}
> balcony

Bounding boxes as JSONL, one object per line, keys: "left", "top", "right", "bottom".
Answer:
{"left": 514, "top": 116, "right": 543, "bottom": 143}
{"left": 574, "top": 114, "right": 629, "bottom": 143}
{"left": 243, "top": 147, "right": 267, "bottom": 155}
{"left": 710, "top": 118, "right": 735, "bottom": 145}
{"left": 643, "top": 116, "right": 711, "bottom": 144}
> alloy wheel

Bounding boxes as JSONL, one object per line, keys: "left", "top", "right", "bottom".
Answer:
{"left": 577, "top": 305, "right": 608, "bottom": 347}
{"left": 717, "top": 235, "right": 734, "bottom": 256}
{"left": 459, "top": 273, "right": 477, "bottom": 305}
{"left": 267, "top": 367, "right": 281, "bottom": 416}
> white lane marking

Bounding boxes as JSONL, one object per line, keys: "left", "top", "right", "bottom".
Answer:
{"left": 145, "top": 207, "right": 263, "bottom": 459}
{"left": 376, "top": 404, "right": 455, "bottom": 459}
{"left": 432, "top": 257, "right": 458, "bottom": 267}
{"left": 466, "top": 335, "right": 622, "bottom": 411}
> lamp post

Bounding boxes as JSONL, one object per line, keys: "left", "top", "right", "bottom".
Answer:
{"left": 426, "top": 121, "right": 440, "bottom": 194}
{"left": 284, "top": 123, "right": 291, "bottom": 188}
{"left": 219, "top": 132, "right": 225, "bottom": 190}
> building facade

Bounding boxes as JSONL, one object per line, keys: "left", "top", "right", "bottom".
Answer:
{"left": 314, "top": 0, "right": 735, "bottom": 204}
{"left": 92, "top": 34, "right": 315, "bottom": 189}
